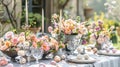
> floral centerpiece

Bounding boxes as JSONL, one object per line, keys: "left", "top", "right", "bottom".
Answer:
{"left": 0, "top": 31, "right": 65, "bottom": 59}
{"left": 88, "top": 20, "right": 115, "bottom": 50}
{"left": 0, "top": 31, "right": 18, "bottom": 58}
{"left": 48, "top": 14, "right": 81, "bottom": 35}
{"left": 48, "top": 14, "right": 88, "bottom": 40}
{"left": 27, "top": 33, "right": 65, "bottom": 57}
{"left": 48, "top": 14, "right": 89, "bottom": 52}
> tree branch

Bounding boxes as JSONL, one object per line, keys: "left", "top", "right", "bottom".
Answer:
{"left": 58, "top": 0, "right": 70, "bottom": 9}
{"left": 61, "top": 0, "right": 69, "bottom": 9}
{"left": 1, "top": 0, "right": 16, "bottom": 28}
{"left": 4, "top": 5, "right": 16, "bottom": 28}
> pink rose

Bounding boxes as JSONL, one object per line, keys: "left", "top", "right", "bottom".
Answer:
{"left": 4, "top": 31, "right": 14, "bottom": 39}
{"left": 48, "top": 26, "right": 53, "bottom": 33}
{"left": 97, "top": 37, "right": 104, "bottom": 44}
{"left": 19, "top": 32, "right": 25, "bottom": 36}
{"left": 11, "top": 37, "right": 18, "bottom": 46}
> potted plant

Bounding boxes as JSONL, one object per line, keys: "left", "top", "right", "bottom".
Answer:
{"left": 21, "top": 12, "right": 42, "bottom": 33}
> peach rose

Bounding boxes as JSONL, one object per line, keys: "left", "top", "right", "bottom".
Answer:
{"left": 5, "top": 41, "right": 11, "bottom": 47}
{"left": 18, "top": 36, "right": 25, "bottom": 43}
{"left": 41, "top": 42, "right": 50, "bottom": 51}
{"left": 31, "top": 34, "right": 38, "bottom": 42}
{"left": 64, "top": 28, "right": 71, "bottom": 34}
{"left": 50, "top": 38, "right": 59, "bottom": 50}
{"left": 32, "top": 42, "right": 37, "bottom": 48}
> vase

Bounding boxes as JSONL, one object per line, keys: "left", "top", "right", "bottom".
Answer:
{"left": 29, "top": 27, "right": 41, "bottom": 34}
{"left": 64, "top": 34, "right": 78, "bottom": 51}
{"left": 64, "top": 34, "right": 77, "bottom": 44}
{"left": 2, "top": 50, "right": 17, "bottom": 61}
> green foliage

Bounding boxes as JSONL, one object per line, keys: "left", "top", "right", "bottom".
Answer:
{"left": 59, "top": 0, "right": 68, "bottom": 5}
{"left": 21, "top": 11, "right": 42, "bottom": 28}
{"left": 76, "top": 16, "right": 81, "bottom": 23}
{"left": 63, "top": 13, "right": 81, "bottom": 23}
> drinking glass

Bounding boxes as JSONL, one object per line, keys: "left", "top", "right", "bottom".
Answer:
{"left": 26, "top": 49, "right": 32, "bottom": 65}
{"left": 32, "top": 48, "right": 43, "bottom": 63}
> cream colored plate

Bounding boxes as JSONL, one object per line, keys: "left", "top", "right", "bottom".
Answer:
{"left": 98, "top": 50, "right": 120, "bottom": 56}
{"left": 67, "top": 55, "right": 96, "bottom": 64}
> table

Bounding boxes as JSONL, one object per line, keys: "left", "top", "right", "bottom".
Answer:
{"left": 94, "top": 56, "right": 120, "bottom": 67}
{"left": 3, "top": 55, "right": 120, "bottom": 67}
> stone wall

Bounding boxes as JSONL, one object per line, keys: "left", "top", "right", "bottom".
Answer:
{"left": 0, "top": 0, "right": 22, "bottom": 36}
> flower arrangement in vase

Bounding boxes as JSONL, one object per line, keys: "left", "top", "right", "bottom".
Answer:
{"left": 0, "top": 30, "right": 65, "bottom": 60}
{"left": 48, "top": 14, "right": 89, "bottom": 53}
{"left": 87, "top": 20, "right": 115, "bottom": 50}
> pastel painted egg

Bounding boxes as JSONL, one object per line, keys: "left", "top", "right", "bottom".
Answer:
{"left": 106, "top": 49, "right": 110, "bottom": 53}
{"left": 61, "top": 55, "right": 66, "bottom": 60}
{"left": 93, "top": 48, "right": 98, "bottom": 54}
{"left": 19, "top": 58, "right": 26, "bottom": 64}
{"left": 50, "top": 61, "right": 57, "bottom": 65}
{"left": 112, "top": 49, "right": 117, "bottom": 53}
{"left": 54, "top": 56, "right": 61, "bottom": 62}
{"left": 84, "top": 54, "right": 89, "bottom": 60}
{"left": 39, "top": 63, "right": 46, "bottom": 67}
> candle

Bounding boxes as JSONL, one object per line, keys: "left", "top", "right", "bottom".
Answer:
{"left": 59, "top": 9, "right": 62, "bottom": 32}
{"left": 59, "top": 9, "right": 62, "bottom": 24}
{"left": 42, "top": 8, "right": 44, "bottom": 33}
{"left": 25, "top": 0, "right": 28, "bottom": 25}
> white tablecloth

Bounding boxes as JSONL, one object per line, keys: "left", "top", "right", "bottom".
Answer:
{"left": 2, "top": 56, "right": 120, "bottom": 67}
{"left": 94, "top": 56, "right": 120, "bottom": 67}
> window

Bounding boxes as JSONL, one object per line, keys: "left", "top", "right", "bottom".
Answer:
{"left": 22, "top": 0, "right": 45, "bottom": 14}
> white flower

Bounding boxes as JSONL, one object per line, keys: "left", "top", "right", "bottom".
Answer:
{"left": 24, "top": 41, "right": 30, "bottom": 47}
{"left": 111, "top": 1, "right": 116, "bottom": 4}
{"left": 104, "top": 3, "right": 109, "bottom": 6}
